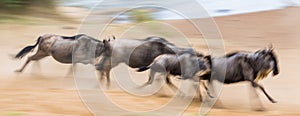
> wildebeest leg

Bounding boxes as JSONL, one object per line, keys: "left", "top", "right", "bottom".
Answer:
{"left": 65, "top": 64, "right": 76, "bottom": 77}
{"left": 15, "top": 52, "right": 48, "bottom": 72}
{"left": 201, "top": 81, "right": 208, "bottom": 90}
{"left": 98, "top": 71, "right": 105, "bottom": 84}
{"left": 252, "top": 81, "right": 277, "bottom": 103}
{"left": 201, "top": 80, "right": 214, "bottom": 98}
{"left": 106, "top": 70, "right": 110, "bottom": 89}
{"left": 139, "top": 69, "right": 156, "bottom": 88}
{"left": 165, "top": 73, "right": 184, "bottom": 95}
{"left": 205, "top": 80, "right": 216, "bottom": 99}
{"left": 195, "top": 79, "right": 203, "bottom": 102}
{"left": 249, "top": 81, "right": 265, "bottom": 111}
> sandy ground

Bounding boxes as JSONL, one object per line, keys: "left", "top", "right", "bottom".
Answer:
{"left": 1, "top": 6, "right": 300, "bottom": 116}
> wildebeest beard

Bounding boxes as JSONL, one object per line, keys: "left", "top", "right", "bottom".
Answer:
{"left": 270, "top": 51, "right": 279, "bottom": 75}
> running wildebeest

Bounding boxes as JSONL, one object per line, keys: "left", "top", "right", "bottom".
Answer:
{"left": 95, "top": 36, "right": 175, "bottom": 88}
{"left": 136, "top": 53, "right": 212, "bottom": 101}
{"left": 200, "top": 46, "right": 279, "bottom": 110}
{"left": 95, "top": 36, "right": 202, "bottom": 88}
{"left": 15, "top": 34, "right": 109, "bottom": 73}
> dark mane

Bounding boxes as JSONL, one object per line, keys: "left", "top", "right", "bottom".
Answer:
{"left": 225, "top": 52, "right": 239, "bottom": 58}
{"left": 176, "top": 48, "right": 204, "bottom": 57}
{"left": 61, "top": 34, "right": 86, "bottom": 40}
{"left": 144, "top": 36, "right": 175, "bottom": 46}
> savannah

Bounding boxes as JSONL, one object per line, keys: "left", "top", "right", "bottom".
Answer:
{"left": 1, "top": 0, "right": 300, "bottom": 116}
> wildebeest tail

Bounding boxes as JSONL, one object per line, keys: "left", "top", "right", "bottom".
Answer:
{"left": 15, "top": 36, "right": 41, "bottom": 59}
{"left": 137, "top": 66, "right": 150, "bottom": 72}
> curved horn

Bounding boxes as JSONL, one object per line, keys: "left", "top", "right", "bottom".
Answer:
{"left": 267, "top": 43, "right": 274, "bottom": 53}
{"left": 268, "top": 43, "right": 273, "bottom": 49}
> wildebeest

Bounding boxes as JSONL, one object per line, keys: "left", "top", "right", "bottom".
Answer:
{"left": 95, "top": 36, "right": 176, "bottom": 87}
{"left": 136, "top": 53, "right": 212, "bottom": 101}
{"left": 95, "top": 36, "right": 202, "bottom": 88}
{"left": 15, "top": 34, "right": 109, "bottom": 72}
{"left": 200, "top": 46, "right": 279, "bottom": 110}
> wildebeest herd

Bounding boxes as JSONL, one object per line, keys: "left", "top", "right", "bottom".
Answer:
{"left": 14, "top": 34, "right": 280, "bottom": 111}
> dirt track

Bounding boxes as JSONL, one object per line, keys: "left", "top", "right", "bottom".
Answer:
{"left": 1, "top": 7, "right": 300, "bottom": 116}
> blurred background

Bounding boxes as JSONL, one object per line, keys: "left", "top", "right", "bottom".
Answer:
{"left": 1, "top": 0, "right": 300, "bottom": 116}
{"left": 1, "top": 0, "right": 299, "bottom": 23}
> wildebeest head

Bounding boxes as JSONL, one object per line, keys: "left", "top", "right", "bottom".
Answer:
{"left": 255, "top": 45, "right": 279, "bottom": 76}
{"left": 268, "top": 47, "right": 279, "bottom": 76}
{"left": 95, "top": 38, "right": 111, "bottom": 57}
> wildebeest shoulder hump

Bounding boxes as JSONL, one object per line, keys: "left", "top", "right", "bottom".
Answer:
{"left": 61, "top": 34, "right": 86, "bottom": 40}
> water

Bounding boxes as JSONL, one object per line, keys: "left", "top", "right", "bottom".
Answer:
{"left": 60, "top": 0, "right": 300, "bottom": 21}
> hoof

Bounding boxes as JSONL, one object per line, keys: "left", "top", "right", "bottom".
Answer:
{"left": 207, "top": 91, "right": 214, "bottom": 98}
{"left": 208, "top": 94, "right": 214, "bottom": 99}
{"left": 157, "top": 94, "right": 170, "bottom": 98}
{"left": 271, "top": 99, "right": 278, "bottom": 103}
{"left": 176, "top": 92, "right": 187, "bottom": 99}
{"left": 214, "top": 105, "right": 225, "bottom": 109}
{"left": 174, "top": 90, "right": 186, "bottom": 98}
{"left": 14, "top": 70, "right": 22, "bottom": 73}
{"left": 213, "top": 103, "right": 225, "bottom": 109}
{"left": 135, "top": 85, "right": 146, "bottom": 89}
{"left": 178, "top": 93, "right": 186, "bottom": 98}
{"left": 106, "top": 86, "right": 110, "bottom": 90}
{"left": 254, "top": 107, "right": 266, "bottom": 112}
